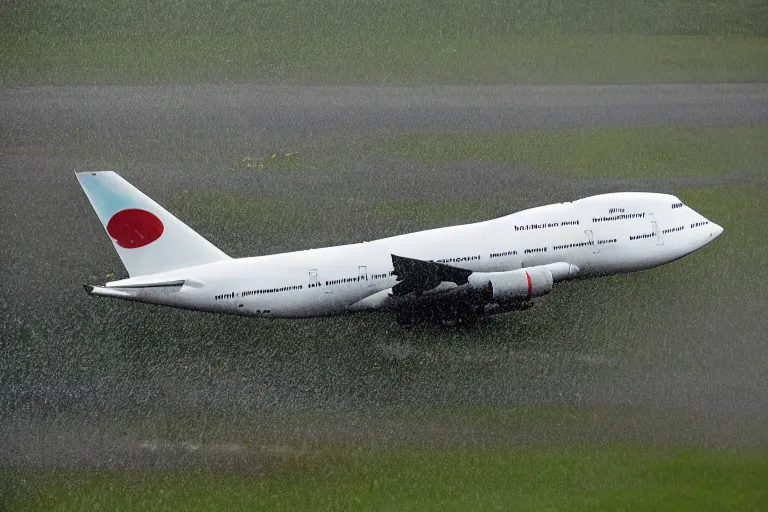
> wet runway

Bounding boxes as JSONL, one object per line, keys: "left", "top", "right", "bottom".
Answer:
{"left": 3, "top": 84, "right": 767, "bottom": 148}
{"left": 1, "top": 84, "right": 767, "bottom": 466}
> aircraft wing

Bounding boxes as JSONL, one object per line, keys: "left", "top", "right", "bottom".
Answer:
{"left": 349, "top": 255, "right": 578, "bottom": 319}
{"left": 391, "top": 254, "right": 473, "bottom": 296}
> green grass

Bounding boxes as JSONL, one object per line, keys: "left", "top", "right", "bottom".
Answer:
{"left": 369, "top": 199, "right": 507, "bottom": 226}
{"left": 171, "top": 189, "right": 328, "bottom": 256}
{"left": 3, "top": 446, "right": 766, "bottom": 511}
{"left": 675, "top": 186, "right": 768, "bottom": 293}
{"left": 382, "top": 125, "right": 768, "bottom": 178}
{"left": 2, "top": 0, "right": 767, "bottom": 84}
{"left": 5, "top": 0, "right": 768, "bottom": 39}
{"left": 5, "top": 141, "right": 768, "bottom": 509}
{"left": 173, "top": 189, "right": 323, "bottom": 232}
{"left": 3, "top": 34, "right": 767, "bottom": 85}
{"left": 234, "top": 152, "right": 301, "bottom": 171}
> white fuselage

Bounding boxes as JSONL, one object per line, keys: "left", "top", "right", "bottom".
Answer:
{"left": 96, "top": 192, "right": 722, "bottom": 318}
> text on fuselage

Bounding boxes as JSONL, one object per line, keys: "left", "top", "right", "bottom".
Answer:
{"left": 514, "top": 219, "right": 580, "bottom": 231}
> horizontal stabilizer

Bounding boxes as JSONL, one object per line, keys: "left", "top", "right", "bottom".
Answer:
{"left": 83, "top": 279, "right": 185, "bottom": 300}
{"left": 83, "top": 284, "right": 134, "bottom": 299}
{"left": 106, "top": 279, "right": 185, "bottom": 289}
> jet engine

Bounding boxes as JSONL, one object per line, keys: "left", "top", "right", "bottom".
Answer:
{"left": 467, "top": 262, "right": 578, "bottom": 302}
{"left": 468, "top": 267, "right": 553, "bottom": 301}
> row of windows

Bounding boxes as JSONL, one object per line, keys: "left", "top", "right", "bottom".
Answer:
{"left": 524, "top": 247, "right": 547, "bottom": 254}
{"left": 691, "top": 221, "right": 710, "bottom": 228}
{"left": 216, "top": 283, "right": 304, "bottom": 300}
{"left": 630, "top": 232, "right": 656, "bottom": 241}
{"left": 436, "top": 255, "right": 481, "bottom": 263}
{"left": 514, "top": 220, "right": 579, "bottom": 231}
{"left": 553, "top": 241, "right": 595, "bottom": 251}
{"left": 242, "top": 285, "right": 303, "bottom": 297}
{"left": 608, "top": 208, "right": 625, "bottom": 214}
{"left": 327, "top": 277, "right": 363, "bottom": 286}
{"left": 671, "top": 202, "right": 683, "bottom": 209}
{"left": 490, "top": 250, "right": 517, "bottom": 258}
{"left": 663, "top": 225, "right": 685, "bottom": 234}
{"left": 593, "top": 212, "right": 645, "bottom": 223}
{"left": 597, "top": 238, "right": 618, "bottom": 245}
{"left": 310, "top": 270, "right": 395, "bottom": 288}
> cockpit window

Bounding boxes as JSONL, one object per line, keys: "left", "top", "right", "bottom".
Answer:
{"left": 672, "top": 202, "right": 683, "bottom": 209}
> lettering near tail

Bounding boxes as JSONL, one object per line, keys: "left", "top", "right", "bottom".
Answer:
{"left": 106, "top": 209, "right": 164, "bottom": 249}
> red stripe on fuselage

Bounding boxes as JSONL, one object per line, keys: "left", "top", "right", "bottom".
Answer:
{"left": 525, "top": 271, "right": 532, "bottom": 297}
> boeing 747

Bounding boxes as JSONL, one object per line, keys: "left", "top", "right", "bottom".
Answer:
{"left": 77, "top": 172, "right": 722, "bottom": 326}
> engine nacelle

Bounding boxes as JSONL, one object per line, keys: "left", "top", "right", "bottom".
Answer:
{"left": 468, "top": 267, "right": 554, "bottom": 301}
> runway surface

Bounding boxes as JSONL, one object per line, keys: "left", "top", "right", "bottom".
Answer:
{"left": 3, "top": 84, "right": 767, "bottom": 146}
{"left": 1, "top": 84, "right": 767, "bottom": 467}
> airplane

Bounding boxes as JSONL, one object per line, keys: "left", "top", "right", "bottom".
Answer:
{"left": 76, "top": 171, "right": 723, "bottom": 326}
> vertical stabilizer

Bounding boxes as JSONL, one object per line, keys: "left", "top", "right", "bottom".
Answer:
{"left": 76, "top": 171, "right": 230, "bottom": 277}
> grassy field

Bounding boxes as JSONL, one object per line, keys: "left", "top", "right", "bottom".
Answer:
{"left": 369, "top": 198, "right": 504, "bottom": 226}
{"left": 2, "top": 0, "right": 767, "bottom": 84}
{"left": 174, "top": 189, "right": 324, "bottom": 237}
{"left": 381, "top": 125, "right": 768, "bottom": 179}
{"left": 3, "top": 3, "right": 767, "bottom": 500}
{"left": 3, "top": 446, "right": 766, "bottom": 511}
{"left": 4, "top": 137, "right": 768, "bottom": 509}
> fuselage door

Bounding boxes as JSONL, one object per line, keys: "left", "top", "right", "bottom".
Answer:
{"left": 309, "top": 269, "right": 318, "bottom": 288}
{"left": 359, "top": 265, "right": 367, "bottom": 281}
{"left": 651, "top": 221, "right": 664, "bottom": 246}
{"left": 584, "top": 229, "right": 599, "bottom": 254}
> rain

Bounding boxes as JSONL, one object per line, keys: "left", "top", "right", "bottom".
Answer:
{"left": 1, "top": 1, "right": 767, "bottom": 509}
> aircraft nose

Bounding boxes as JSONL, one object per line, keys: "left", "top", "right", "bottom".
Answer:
{"left": 710, "top": 223, "right": 724, "bottom": 239}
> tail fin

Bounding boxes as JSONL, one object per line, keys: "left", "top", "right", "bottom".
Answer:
{"left": 76, "top": 171, "right": 230, "bottom": 277}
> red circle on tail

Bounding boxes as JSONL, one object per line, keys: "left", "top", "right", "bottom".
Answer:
{"left": 106, "top": 209, "right": 164, "bottom": 249}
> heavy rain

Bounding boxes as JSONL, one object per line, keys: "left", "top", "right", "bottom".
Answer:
{"left": 1, "top": 1, "right": 767, "bottom": 509}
